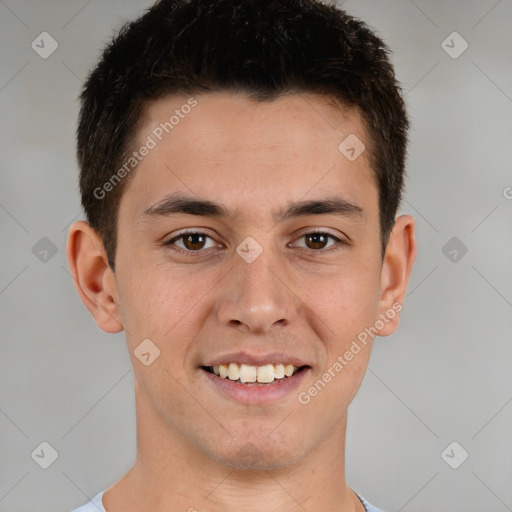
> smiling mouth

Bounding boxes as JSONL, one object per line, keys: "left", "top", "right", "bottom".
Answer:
{"left": 201, "top": 363, "right": 309, "bottom": 385}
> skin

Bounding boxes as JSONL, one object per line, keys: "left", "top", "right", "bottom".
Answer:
{"left": 67, "top": 92, "right": 416, "bottom": 512}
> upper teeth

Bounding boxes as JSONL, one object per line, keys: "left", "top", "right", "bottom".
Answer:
{"left": 212, "top": 363, "right": 299, "bottom": 383}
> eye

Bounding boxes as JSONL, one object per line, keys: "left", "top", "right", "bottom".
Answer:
{"left": 164, "top": 231, "right": 220, "bottom": 253}
{"left": 290, "top": 231, "right": 346, "bottom": 253}
{"left": 163, "top": 229, "right": 347, "bottom": 257}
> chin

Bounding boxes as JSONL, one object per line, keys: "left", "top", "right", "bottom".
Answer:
{"left": 209, "top": 436, "right": 305, "bottom": 470}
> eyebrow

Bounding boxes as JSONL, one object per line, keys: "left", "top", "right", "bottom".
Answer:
{"left": 140, "top": 192, "right": 365, "bottom": 224}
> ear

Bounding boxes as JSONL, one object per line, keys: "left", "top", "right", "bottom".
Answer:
{"left": 66, "top": 220, "right": 123, "bottom": 333}
{"left": 375, "top": 214, "right": 417, "bottom": 337}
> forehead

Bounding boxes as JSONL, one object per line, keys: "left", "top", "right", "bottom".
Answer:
{"left": 121, "top": 92, "right": 377, "bottom": 222}
{"left": 141, "top": 91, "right": 369, "bottom": 160}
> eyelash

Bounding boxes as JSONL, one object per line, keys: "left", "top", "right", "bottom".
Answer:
{"left": 163, "top": 229, "right": 347, "bottom": 257}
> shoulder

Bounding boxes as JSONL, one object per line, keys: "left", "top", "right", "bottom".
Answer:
{"left": 354, "top": 491, "right": 386, "bottom": 512}
{"left": 70, "top": 490, "right": 106, "bottom": 512}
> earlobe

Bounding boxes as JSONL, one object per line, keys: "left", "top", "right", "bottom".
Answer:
{"left": 376, "top": 214, "right": 417, "bottom": 337}
{"left": 66, "top": 220, "right": 123, "bottom": 333}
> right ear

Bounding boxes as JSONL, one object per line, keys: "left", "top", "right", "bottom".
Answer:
{"left": 66, "top": 220, "right": 123, "bottom": 333}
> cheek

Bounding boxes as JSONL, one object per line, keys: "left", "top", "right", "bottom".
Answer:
{"left": 116, "top": 262, "right": 215, "bottom": 359}
{"left": 115, "top": 263, "right": 176, "bottom": 341}
{"left": 302, "top": 266, "right": 381, "bottom": 333}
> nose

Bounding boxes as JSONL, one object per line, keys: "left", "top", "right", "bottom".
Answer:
{"left": 215, "top": 243, "right": 297, "bottom": 334}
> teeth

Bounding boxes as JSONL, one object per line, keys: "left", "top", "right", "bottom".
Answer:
{"left": 210, "top": 363, "right": 301, "bottom": 383}
{"left": 239, "top": 364, "right": 257, "bottom": 383}
{"left": 273, "top": 363, "right": 285, "bottom": 379}
{"left": 257, "top": 364, "right": 275, "bottom": 383}
{"left": 227, "top": 362, "right": 240, "bottom": 380}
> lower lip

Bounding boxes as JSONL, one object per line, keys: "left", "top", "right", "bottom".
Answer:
{"left": 201, "top": 367, "right": 311, "bottom": 405}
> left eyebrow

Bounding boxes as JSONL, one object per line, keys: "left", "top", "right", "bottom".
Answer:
{"left": 139, "top": 192, "right": 365, "bottom": 223}
{"left": 274, "top": 197, "right": 365, "bottom": 223}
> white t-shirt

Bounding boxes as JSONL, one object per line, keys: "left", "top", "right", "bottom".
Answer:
{"left": 71, "top": 489, "right": 385, "bottom": 512}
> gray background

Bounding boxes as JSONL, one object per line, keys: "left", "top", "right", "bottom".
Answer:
{"left": 1, "top": 0, "right": 511, "bottom": 511}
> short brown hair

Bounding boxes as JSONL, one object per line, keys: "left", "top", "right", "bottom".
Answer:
{"left": 77, "top": 0, "right": 409, "bottom": 269}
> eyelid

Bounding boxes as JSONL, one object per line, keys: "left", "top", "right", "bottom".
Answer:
{"left": 289, "top": 229, "right": 347, "bottom": 251}
{"left": 293, "top": 227, "right": 348, "bottom": 242}
{"left": 163, "top": 228, "right": 349, "bottom": 255}
{"left": 164, "top": 229, "right": 219, "bottom": 248}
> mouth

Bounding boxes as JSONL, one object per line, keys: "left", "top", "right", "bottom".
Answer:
{"left": 201, "top": 363, "right": 309, "bottom": 385}
{"left": 200, "top": 362, "right": 311, "bottom": 405}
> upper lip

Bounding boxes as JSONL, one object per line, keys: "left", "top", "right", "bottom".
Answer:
{"left": 203, "top": 351, "right": 310, "bottom": 368}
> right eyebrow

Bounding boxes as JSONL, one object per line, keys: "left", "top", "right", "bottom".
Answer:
{"left": 138, "top": 192, "right": 365, "bottom": 224}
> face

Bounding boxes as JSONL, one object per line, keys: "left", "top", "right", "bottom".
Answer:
{"left": 102, "top": 92, "right": 401, "bottom": 468}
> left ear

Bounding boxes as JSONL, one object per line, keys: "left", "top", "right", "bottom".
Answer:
{"left": 376, "top": 214, "right": 417, "bottom": 336}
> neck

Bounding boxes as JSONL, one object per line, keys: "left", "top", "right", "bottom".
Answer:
{"left": 103, "top": 385, "right": 364, "bottom": 512}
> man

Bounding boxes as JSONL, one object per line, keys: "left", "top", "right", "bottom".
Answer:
{"left": 67, "top": 0, "right": 416, "bottom": 510}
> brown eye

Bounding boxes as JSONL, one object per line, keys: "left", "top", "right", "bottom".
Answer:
{"left": 165, "top": 231, "right": 218, "bottom": 252}
{"left": 291, "top": 231, "right": 344, "bottom": 253}
{"left": 182, "top": 233, "right": 207, "bottom": 251}
{"left": 304, "top": 233, "right": 330, "bottom": 250}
